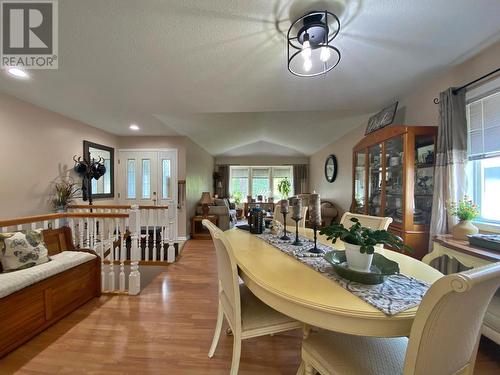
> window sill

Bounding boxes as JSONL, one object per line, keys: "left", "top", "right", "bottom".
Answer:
{"left": 474, "top": 221, "right": 500, "bottom": 234}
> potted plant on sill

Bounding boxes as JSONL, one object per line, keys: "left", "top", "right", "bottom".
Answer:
{"left": 448, "top": 196, "right": 480, "bottom": 240}
{"left": 277, "top": 178, "right": 291, "bottom": 200}
{"left": 320, "top": 218, "right": 411, "bottom": 272}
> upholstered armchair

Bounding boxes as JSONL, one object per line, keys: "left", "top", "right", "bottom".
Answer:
{"left": 196, "top": 198, "right": 237, "bottom": 231}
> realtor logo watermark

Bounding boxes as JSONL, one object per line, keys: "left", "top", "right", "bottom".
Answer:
{"left": 1, "top": 0, "right": 58, "bottom": 69}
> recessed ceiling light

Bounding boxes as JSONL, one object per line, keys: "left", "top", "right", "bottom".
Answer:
{"left": 6, "top": 67, "right": 30, "bottom": 79}
{"left": 130, "top": 124, "right": 140, "bottom": 131}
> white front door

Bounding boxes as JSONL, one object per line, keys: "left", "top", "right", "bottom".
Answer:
{"left": 118, "top": 149, "right": 178, "bottom": 240}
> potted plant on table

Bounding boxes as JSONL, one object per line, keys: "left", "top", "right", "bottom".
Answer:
{"left": 448, "top": 196, "right": 480, "bottom": 240}
{"left": 320, "top": 218, "right": 411, "bottom": 272}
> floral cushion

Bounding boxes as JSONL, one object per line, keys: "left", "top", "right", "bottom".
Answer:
{"left": 0, "top": 229, "right": 49, "bottom": 272}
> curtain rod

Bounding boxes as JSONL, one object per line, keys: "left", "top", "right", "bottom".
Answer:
{"left": 433, "top": 66, "right": 500, "bottom": 104}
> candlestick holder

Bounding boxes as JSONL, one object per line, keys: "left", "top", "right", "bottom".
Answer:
{"left": 280, "top": 212, "right": 291, "bottom": 241}
{"left": 309, "top": 224, "right": 322, "bottom": 253}
{"left": 292, "top": 217, "right": 303, "bottom": 246}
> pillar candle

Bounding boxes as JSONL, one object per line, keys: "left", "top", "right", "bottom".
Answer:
{"left": 280, "top": 199, "right": 289, "bottom": 214}
{"left": 292, "top": 198, "right": 302, "bottom": 220}
{"left": 308, "top": 193, "right": 321, "bottom": 226}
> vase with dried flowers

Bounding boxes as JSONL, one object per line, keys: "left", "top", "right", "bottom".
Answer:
{"left": 51, "top": 179, "right": 80, "bottom": 212}
{"left": 448, "top": 196, "right": 480, "bottom": 240}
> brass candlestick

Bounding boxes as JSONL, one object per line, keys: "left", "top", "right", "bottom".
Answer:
{"left": 292, "top": 217, "right": 303, "bottom": 246}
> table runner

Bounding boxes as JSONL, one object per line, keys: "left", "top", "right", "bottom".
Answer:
{"left": 255, "top": 231, "right": 430, "bottom": 316}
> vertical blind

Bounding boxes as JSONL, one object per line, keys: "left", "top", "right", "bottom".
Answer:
{"left": 466, "top": 77, "right": 500, "bottom": 160}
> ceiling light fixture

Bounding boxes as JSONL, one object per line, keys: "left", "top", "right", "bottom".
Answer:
{"left": 129, "top": 124, "right": 140, "bottom": 131}
{"left": 287, "top": 10, "right": 341, "bottom": 77}
{"left": 6, "top": 67, "right": 30, "bottom": 79}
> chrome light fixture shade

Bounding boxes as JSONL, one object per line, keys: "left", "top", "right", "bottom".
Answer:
{"left": 287, "top": 10, "right": 341, "bottom": 77}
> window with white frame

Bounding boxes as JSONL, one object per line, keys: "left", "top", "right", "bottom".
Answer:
{"left": 466, "top": 76, "right": 500, "bottom": 224}
{"left": 229, "top": 166, "right": 293, "bottom": 201}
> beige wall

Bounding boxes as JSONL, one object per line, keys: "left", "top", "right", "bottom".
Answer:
{"left": 0, "top": 93, "right": 119, "bottom": 218}
{"left": 309, "top": 40, "right": 500, "bottom": 214}
{"left": 185, "top": 139, "right": 214, "bottom": 235}
{"left": 309, "top": 123, "right": 368, "bottom": 215}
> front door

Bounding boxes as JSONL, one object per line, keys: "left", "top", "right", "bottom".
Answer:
{"left": 118, "top": 149, "right": 178, "bottom": 240}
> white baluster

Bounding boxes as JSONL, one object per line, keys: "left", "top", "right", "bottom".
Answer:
{"left": 100, "top": 220, "right": 106, "bottom": 292}
{"left": 85, "top": 218, "right": 90, "bottom": 248}
{"left": 31, "top": 222, "right": 36, "bottom": 230}
{"left": 152, "top": 209, "right": 157, "bottom": 261}
{"left": 108, "top": 219, "right": 117, "bottom": 292}
{"left": 144, "top": 209, "right": 149, "bottom": 261}
{"left": 17, "top": 224, "right": 23, "bottom": 231}
{"left": 128, "top": 205, "right": 141, "bottom": 295}
{"left": 43, "top": 220, "right": 49, "bottom": 230}
{"left": 119, "top": 218, "right": 126, "bottom": 292}
{"left": 160, "top": 211, "right": 165, "bottom": 262}
{"left": 68, "top": 218, "right": 76, "bottom": 245}
{"left": 167, "top": 215, "right": 175, "bottom": 263}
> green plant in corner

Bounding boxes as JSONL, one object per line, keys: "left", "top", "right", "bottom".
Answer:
{"left": 319, "top": 218, "right": 412, "bottom": 255}
{"left": 277, "top": 178, "right": 291, "bottom": 199}
{"left": 51, "top": 178, "right": 80, "bottom": 211}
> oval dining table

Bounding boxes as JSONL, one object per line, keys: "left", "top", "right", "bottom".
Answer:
{"left": 224, "top": 227, "right": 443, "bottom": 338}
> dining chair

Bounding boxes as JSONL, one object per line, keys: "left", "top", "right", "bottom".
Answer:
{"left": 299, "top": 262, "right": 500, "bottom": 375}
{"left": 273, "top": 200, "right": 308, "bottom": 228}
{"left": 202, "top": 219, "right": 303, "bottom": 375}
{"left": 339, "top": 212, "right": 392, "bottom": 230}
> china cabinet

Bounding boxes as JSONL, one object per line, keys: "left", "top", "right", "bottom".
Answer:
{"left": 351, "top": 125, "right": 438, "bottom": 259}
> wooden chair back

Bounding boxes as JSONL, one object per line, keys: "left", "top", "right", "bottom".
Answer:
{"left": 403, "top": 263, "right": 500, "bottom": 375}
{"left": 202, "top": 219, "right": 242, "bottom": 332}
{"left": 340, "top": 212, "right": 392, "bottom": 230}
{"left": 273, "top": 200, "right": 308, "bottom": 228}
{"left": 42, "top": 227, "right": 74, "bottom": 256}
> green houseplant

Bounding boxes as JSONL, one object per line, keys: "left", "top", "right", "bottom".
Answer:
{"left": 320, "top": 218, "right": 411, "bottom": 272}
{"left": 448, "top": 196, "right": 480, "bottom": 240}
{"left": 51, "top": 179, "right": 80, "bottom": 212}
{"left": 277, "top": 178, "right": 292, "bottom": 199}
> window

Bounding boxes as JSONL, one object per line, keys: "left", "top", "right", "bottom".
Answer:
{"left": 127, "top": 159, "right": 136, "bottom": 199}
{"left": 142, "top": 159, "right": 151, "bottom": 199}
{"left": 229, "top": 166, "right": 293, "bottom": 201}
{"left": 466, "top": 78, "right": 500, "bottom": 224}
{"left": 162, "top": 159, "right": 171, "bottom": 199}
{"left": 230, "top": 167, "right": 249, "bottom": 199}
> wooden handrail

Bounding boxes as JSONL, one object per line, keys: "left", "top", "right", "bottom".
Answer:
{"left": 67, "top": 204, "right": 169, "bottom": 210}
{"left": 0, "top": 212, "right": 129, "bottom": 227}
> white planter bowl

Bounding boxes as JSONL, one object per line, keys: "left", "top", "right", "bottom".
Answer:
{"left": 344, "top": 242, "right": 373, "bottom": 272}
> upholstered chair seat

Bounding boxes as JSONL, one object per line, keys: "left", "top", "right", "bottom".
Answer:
{"left": 302, "top": 330, "right": 407, "bottom": 375}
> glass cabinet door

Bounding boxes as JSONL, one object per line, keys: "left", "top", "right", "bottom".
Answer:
{"left": 353, "top": 151, "right": 366, "bottom": 214}
{"left": 414, "top": 134, "right": 435, "bottom": 225}
{"left": 367, "top": 144, "right": 383, "bottom": 216}
{"left": 384, "top": 136, "right": 404, "bottom": 224}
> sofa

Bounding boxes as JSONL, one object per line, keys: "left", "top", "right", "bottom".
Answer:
{"left": 0, "top": 227, "right": 100, "bottom": 357}
{"left": 197, "top": 198, "right": 237, "bottom": 231}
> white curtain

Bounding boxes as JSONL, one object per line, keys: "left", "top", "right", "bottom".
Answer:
{"left": 429, "top": 88, "right": 468, "bottom": 249}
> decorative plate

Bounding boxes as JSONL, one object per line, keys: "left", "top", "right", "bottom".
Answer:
{"left": 324, "top": 250, "right": 400, "bottom": 285}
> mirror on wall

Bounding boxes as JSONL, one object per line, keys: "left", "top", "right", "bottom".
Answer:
{"left": 83, "top": 140, "right": 114, "bottom": 199}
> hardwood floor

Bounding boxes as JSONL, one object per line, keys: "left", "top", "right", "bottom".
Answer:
{"left": 0, "top": 240, "right": 498, "bottom": 374}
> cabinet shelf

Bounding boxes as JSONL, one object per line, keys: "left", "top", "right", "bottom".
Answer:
{"left": 352, "top": 125, "right": 438, "bottom": 260}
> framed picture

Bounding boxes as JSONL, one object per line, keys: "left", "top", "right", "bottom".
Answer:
{"left": 365, "top": 102, "right": 399, "bottom": 135}
{"left": 324, "top": 154, "right": 338, "bottom": 183}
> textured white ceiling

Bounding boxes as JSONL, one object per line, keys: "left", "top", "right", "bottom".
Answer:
{"left": 1, "top": 0, "right": 500, "bottom": 156}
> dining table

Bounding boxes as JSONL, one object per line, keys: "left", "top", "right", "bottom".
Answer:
{"left": 224, "top": 227, "right": 443, "bottom": 338}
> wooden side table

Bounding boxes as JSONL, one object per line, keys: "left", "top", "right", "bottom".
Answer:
{"left": 191, "top": 215, "right": 217, "bottom": 240}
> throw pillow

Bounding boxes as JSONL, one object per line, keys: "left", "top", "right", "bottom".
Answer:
{"left": 0, "top": 229, "right": 49, "bottom": 272}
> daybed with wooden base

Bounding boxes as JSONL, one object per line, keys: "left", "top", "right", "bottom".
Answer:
{"left": 0, "top": 226, "right": 100, "bottom": 357}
